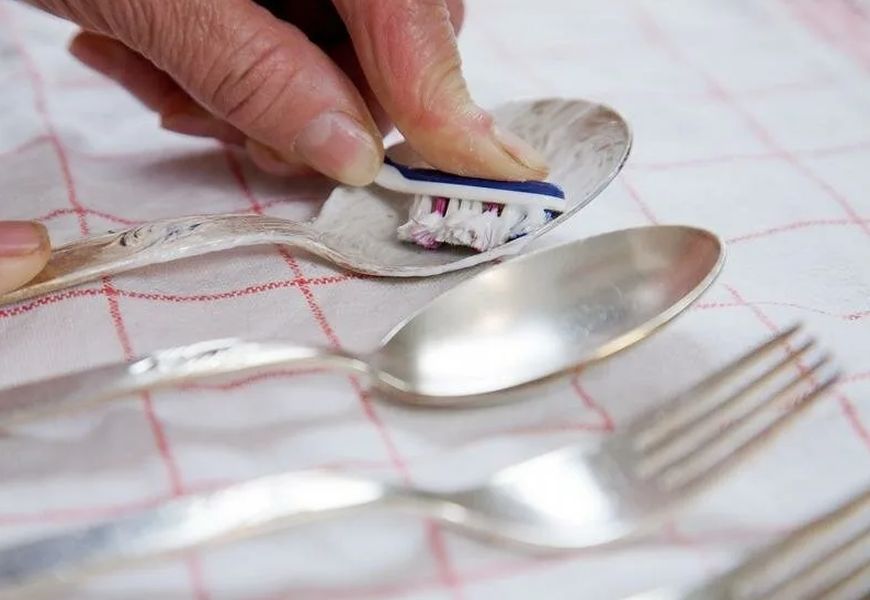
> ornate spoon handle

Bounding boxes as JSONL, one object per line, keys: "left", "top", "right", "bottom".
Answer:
{"left": 0, "top": 338, "right": 369, "bottom": 426}
{"left": 0, "top": 214, "right": 323, "bottom": 306}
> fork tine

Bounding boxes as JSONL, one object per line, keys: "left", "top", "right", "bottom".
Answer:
{"left": 688, "top": 488, "right": 870, "bottom": 600}
{"left": 662, "top": 372, "right": 839, "bottom": 491}
{"left": 639, "top": 338, "right": 816, "bottom": 458}
{"left": 815, "top": 560, "right": 870, "bottom": 600}
{"left": 639, "top": 354, "right": 831, "bottom": 480}
{"left": 764, "top": 524, "right": 870, "bottom": 600}
{"left": 632, "top": 324, "right": 802, "bottom": 448}
{"left": 741, "top": 488, "right": 870, "bottom": 576}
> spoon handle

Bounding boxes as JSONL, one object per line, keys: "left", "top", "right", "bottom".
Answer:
{"left": 0, "top": 471, "right": 407, "bottom": 598}
{"left": 0, "top": 338, "right": 370, "bottom": 426}
{"left": 0, "top": 214, "right": 325, "bottom": 307}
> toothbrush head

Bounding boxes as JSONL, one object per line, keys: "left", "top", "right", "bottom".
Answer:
{"left": 376, "top": 158, "right": 565, "bottom": 252}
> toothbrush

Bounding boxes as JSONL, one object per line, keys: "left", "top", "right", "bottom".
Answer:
{"left": 376, "top": 157, "right": 566, "bottom": 252}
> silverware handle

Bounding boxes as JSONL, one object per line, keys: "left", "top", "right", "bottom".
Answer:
{"left": 0, "top": 339, "right": 369, "bottom": 425}
{"left": 0, "top": 214, "right": 323, "bottom": 306}
{"left": 0, "top": 471, "right": 402, "bottom": 597}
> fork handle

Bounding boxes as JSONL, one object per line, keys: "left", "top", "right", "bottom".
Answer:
{"left": 0, "top": 471, "right": 433, "bottom": 598}
{"left": 0, "top": 214, "right": 324, "bottom": 306}
{"left": 0, "top": 338, "right": 370, "bottom": 426}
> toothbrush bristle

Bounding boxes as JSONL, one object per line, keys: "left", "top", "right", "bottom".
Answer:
{"left": 397, "top": 193, "right": 562, "bottom": 252}
{"left": 431, "top": 196, "right": 449, "bottom": 216}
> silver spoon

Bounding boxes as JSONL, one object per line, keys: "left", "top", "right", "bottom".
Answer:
{"left": 0, "top": 325, "right": 840, "bottom": 598}
{"left": 0, "top": 97, "right": 631, "bottom": 306}
{"left": 0, "top": 225, "right": 723, "bottom": 424}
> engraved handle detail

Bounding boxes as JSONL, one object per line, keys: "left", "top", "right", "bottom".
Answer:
{"left": 0, "top": 214, "right": 323, "bottom": 306}
{"left": 0, "top": 338, "right": 370, "bottom": 426}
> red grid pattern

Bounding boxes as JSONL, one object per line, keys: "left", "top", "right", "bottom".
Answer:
{"left": 0, "top": 1, "right": 869, "bottom": 598}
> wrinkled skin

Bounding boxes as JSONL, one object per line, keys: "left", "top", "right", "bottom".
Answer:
{"left": 1, "top": 0, "right": 550, "bottom": 293}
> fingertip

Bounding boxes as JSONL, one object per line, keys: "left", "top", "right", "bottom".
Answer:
{"left": 0, "top": 221, "right": 51, "bottom": 294}
{"left": 67, "top": 31, "right": 127, "bottom": 77}
{"left": 492, "top": 126, "right": 550, "bottom": 177}
{"left": 293, "top": 112, "right": 383, "bottom": 186}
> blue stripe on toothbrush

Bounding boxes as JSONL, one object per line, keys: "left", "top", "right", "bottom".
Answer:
{"left": 384, "top": 157, "right": 565, "bottom": 199}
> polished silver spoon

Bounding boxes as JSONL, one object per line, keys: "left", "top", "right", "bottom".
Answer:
{"left": 0, "top": 97, "right": 631, "bottom": 306}
{"left": 0, "top": 225, "right": 723, "bottom": 424}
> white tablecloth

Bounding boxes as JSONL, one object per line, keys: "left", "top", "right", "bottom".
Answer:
{"left": 1, "top": 1, "right": 868, "bottom": 598}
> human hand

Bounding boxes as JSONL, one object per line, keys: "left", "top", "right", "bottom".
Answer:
{"left": 0, "top": 222, "right": 50, "bottom": 295}
{"left": 4, "top": 0, "right": 549, "bottom": 295}
{"left": 37, "top": 0, "right": 549, "bottom": 184}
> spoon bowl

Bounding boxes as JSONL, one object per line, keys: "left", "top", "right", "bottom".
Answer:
{"left": 372, "top": 224, "right": 724, "bottom": 398}
{"left": 0, "top": 225, "right": 723, "bottom": 425}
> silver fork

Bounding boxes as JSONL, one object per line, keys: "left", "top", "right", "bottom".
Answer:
{"left": 630, "top": 485, "right": 870, "bottom": 600}
{"left": 0, "top": 325, "right": 839, "bottom": 597}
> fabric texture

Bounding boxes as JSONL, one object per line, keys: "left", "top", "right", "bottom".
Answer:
{"left": 0, "top": 1, "right": 868, "bottom": 598}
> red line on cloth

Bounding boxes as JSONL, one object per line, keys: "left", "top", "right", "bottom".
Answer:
{"left": 635, "top": 6, "right": 870, "bottom": 239}
{"left": 620, "top": 174, "right": 659, "bottom": 224}
{"left": 221, "top": 147, "right": 466, "bottom": 599}
{"left": 725, "top": 286, "right": 870, "bottom": 452}
{"left": 33, "top": 207, "right": 140, "bottom": 226}
{"left": 246, "top": 522, "right": 783, "bottom": 600}
{"left": 475, "top": 8, "right": 626, "bottom": 444}
{"left": 0, "top": 134, "right": 50, "bottom": 158}
{"left": 631, "top": 6, "right": 870, "bottom": 455}
{"left": 780, "top": 0, "right": 870, "bottom": 73}
{"left": 844, "top": 371, "right": 870, "bottom": 383}
{"left": 0, "top": 288, "right": 103, "bottom": 318}
{"left": 725, "top": 219, "right": 870, "bottom": 244}
{"left": 2, "top": 8, "right": 204, "bottom": 597}
{"left": 117, "top": 274, "right": 350, "bottom": 303}
{"left": 695, "top": 299, "right": 870, "bottom": 322}
{"left": 4, "top": 23, "right": 87, "bottom": 237}
{"left": 628, "top": 138, "right": 870, "bottom": 171}
{"left": 0, "top": 412, "right": 615, "bottom": 526}
{"left": 572, "top": 375, "right": 616, "bottom": 432}
{"left": 106, "top": 296, "right": 186, "bottom": 494}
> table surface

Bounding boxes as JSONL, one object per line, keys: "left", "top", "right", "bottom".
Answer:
{"left": 0, "top": 1, "right": 868, "bottom": 598}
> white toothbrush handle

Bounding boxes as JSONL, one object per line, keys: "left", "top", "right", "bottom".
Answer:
{"left": 0, "top": 214, "right": 324, "bottom": 307}
{"left": 374, "top": 162, "right": 565, "bottom": 210}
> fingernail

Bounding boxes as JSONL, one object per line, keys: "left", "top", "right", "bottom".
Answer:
{"left": 0, "top": 221, "right": 48, "bottom": 256}
{"left": 294, "top": 112, "right": 382, "bottom": 186}
{"left": 493, "top": 126, "right": 550, "bottom": 176}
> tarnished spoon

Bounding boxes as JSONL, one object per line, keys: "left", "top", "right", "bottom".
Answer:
{"left": 0, "top": 97, "right": 631, "bottom": 306}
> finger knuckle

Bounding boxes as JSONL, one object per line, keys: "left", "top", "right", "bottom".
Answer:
{"left": 202, "top": 34, "right": 301, "bottom": 129}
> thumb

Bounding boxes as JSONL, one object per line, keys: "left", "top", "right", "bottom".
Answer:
{"left": 0, "top": 222, "right": 50, "bottom": 295}
{"left": 334, "top": 0, "right": 549, "bottom": 181}
{"left": 81, "top": 0, "right": 384, "bottom": 185}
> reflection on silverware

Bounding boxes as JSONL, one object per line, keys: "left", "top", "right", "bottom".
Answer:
{"left": 0, "top": 325, "right": 840, "bottom": 597}
{"left": 0, "top": 225, "right": 721, "bottom": 422}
